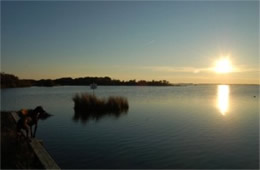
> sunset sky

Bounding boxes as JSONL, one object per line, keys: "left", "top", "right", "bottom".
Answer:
{"left": 1, "top": 1, "right": 259, "bottom": 84}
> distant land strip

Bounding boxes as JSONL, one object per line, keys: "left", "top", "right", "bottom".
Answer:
{"left": 1, "top": 73, "right": 258, "bottom": 88}
{"left": 0, "top": 72, "right": 176, "bottom": 88}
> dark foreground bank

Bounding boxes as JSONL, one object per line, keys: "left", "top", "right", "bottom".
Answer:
{"left": 1, "top": 111, "right": 44, "bottom": 169}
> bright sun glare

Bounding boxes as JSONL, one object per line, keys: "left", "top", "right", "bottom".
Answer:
{"left": 214, "top": 58, "right": 232, "bottom": 73}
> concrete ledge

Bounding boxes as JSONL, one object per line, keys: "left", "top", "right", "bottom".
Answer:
{"left": 11, "top": 112, "right": 60, "bottom": 169}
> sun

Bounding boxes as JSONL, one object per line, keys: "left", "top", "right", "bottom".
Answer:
{"left": 214, "top": 58, "right": 232, "bottom": 73}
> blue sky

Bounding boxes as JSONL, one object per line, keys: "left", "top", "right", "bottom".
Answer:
{"left": 1, "top": 1, "right": 259, "bottom": 84}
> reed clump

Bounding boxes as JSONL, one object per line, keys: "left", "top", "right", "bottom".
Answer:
{"left": 73, "top": 93, "right": 129, "bottom": 115}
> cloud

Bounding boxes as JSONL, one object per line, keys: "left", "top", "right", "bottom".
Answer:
{"left": 142, "top": 65, "right": 260, "bottom": 74}
{"left": 142, "top": 66, "right": 211, "bottom": 74}
{"left": 144, "top": 40, "right": 155, "bottom": 46}
{"left": 232, "top": 66, "right": 260, "bottom": 73}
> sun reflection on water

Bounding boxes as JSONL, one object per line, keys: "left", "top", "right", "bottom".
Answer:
{"left": 217, "top": 85, "right": 230, "bottom": 116}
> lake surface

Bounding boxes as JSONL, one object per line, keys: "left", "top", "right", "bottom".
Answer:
{"left": 1, "top": 85, "right": 259, "bottom": 169}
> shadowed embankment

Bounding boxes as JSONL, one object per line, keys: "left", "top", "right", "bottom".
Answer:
{"left": 1, "top": 111, "right": 43, "bottom": 169}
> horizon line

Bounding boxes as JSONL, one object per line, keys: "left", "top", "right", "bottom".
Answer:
{"left": 1, "top": 72, "right": 259, "bottom": 86}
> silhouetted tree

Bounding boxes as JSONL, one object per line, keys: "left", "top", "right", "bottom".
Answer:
{"left": 1, "top": 72, "right": 172, "bottom": 88}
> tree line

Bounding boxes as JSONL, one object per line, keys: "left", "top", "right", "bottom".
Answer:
{"left": 0, "top": 72, "right": 172, "bottom": 88}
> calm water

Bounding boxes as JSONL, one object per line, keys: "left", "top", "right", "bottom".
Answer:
{"left": 1, "top": 85, "right": 259, "bottom": 169}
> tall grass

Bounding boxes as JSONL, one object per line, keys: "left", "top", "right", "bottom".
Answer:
{"left": 72, "top": 93, "right": 129, "bottom": 123}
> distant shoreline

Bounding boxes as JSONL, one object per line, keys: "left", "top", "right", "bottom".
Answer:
{"left": 1, "top": 83, "right": 259, "bottom": 89}
{"left": 1, "top": 72, "right": 171, "bottom": 88}
{"left": 1, "top": 72, "right": 259, "bottom": 89}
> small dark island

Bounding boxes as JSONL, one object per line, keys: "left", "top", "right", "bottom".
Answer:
{"left": 73, "top": 93, "right": 129, "bottom": 123}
